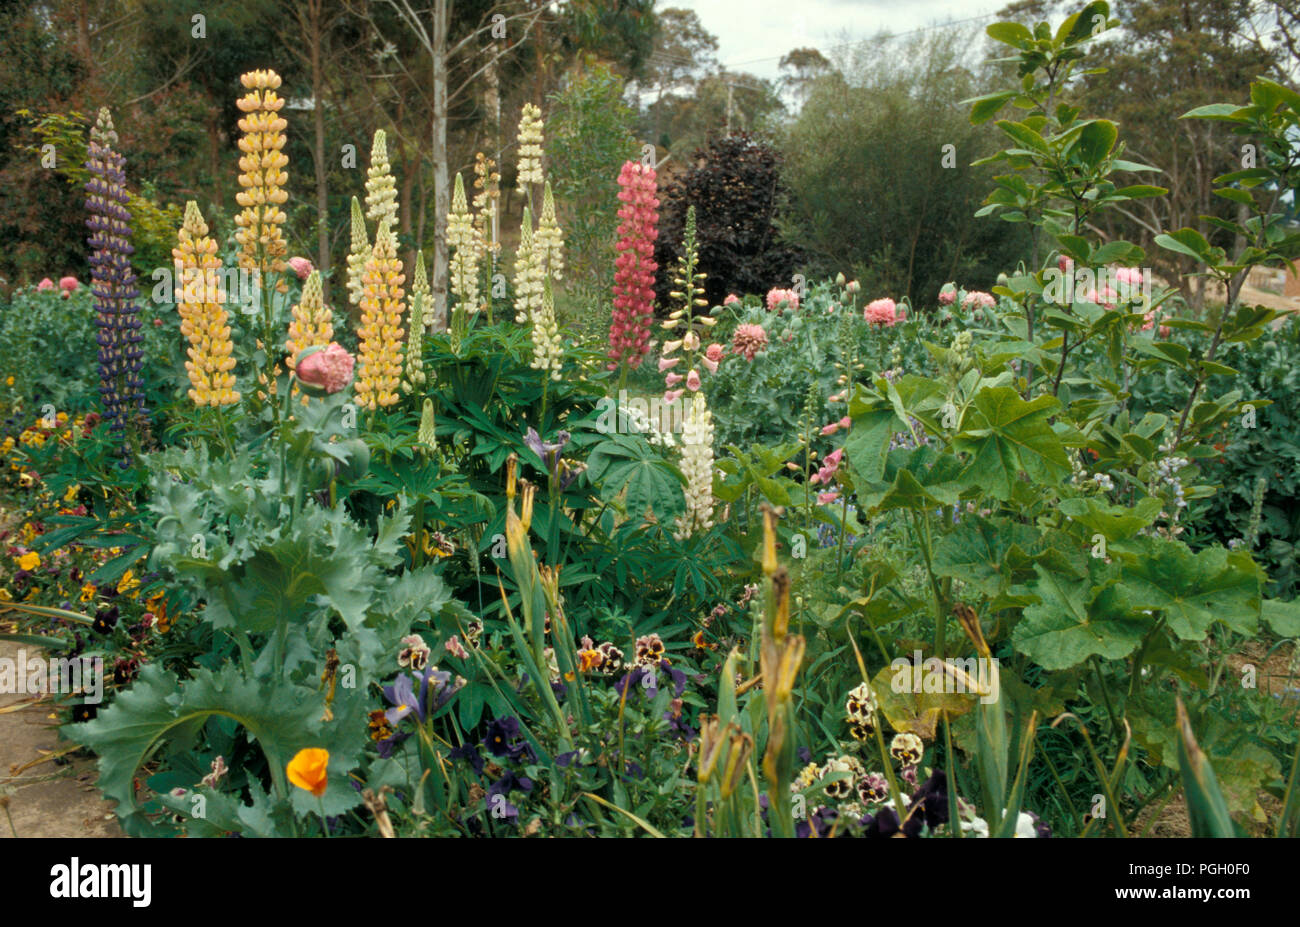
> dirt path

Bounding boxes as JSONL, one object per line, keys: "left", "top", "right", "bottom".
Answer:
{"left": 0, "top": 638, "right": 120, "bottom": 838}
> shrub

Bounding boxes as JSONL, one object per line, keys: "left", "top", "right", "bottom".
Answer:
{"left": 653, "top": 132, "right": 801, "bottom": 308}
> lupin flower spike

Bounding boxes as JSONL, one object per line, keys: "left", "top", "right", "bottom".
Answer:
{"left": 286, "top": 270, "right": 333, "bottom": 374}
{"left": 234, "top": 69, "right": 289, "bottom": 275}
{"left": 365, "top": 129, "right": 398, "bottom": 228}
{"left": 174, "top": 201, "right": 239, "bottom": 406}
{"left": 346, "top": 196, "right": 369, "bottom": 308}
{"left": 85, "top": 106, "right": 145, "bottom": 464}
{"left": 355, "top": 219, "right": 406, "bottom": 411}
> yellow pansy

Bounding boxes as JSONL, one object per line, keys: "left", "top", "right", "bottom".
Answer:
{"left": 17, "top": 551, "right": 40, "bottom": 571}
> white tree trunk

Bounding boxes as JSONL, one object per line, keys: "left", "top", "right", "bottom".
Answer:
{"left": 431, "top": 0, "right": 450, "bottom": 331}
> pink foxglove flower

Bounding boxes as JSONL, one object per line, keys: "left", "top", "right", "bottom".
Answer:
{"left": 659, "top": 356, "right": 680, "bottom": 371}
{"left": 607, "top": 161, "right": 659, "bottom": 370}
{"left": 665, "top": 372, "right": 683, "bottom": 387}
{"left": 817, "top": 491, "right": 840, "bottom": 504}
{"left": 700, "top": 356, "right": 718, "bottom": 374}
{"left": 295, "top": 342, "right": 355, "bottom": 393}
{"left": 686, "top": 369, "right": 701, "bottom": 391}
{"left": 664, "top": 388, "right": 684, "bottom": 403}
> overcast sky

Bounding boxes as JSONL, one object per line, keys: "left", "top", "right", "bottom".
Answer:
{"left": 662, "top": 0, "right": 1008, "bottom": 82}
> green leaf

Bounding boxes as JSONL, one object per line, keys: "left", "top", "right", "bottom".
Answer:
{"left": 1262, "top": 598, "right": 1300, "bottom": 637}
{"left": 932, "top": 516, "right": 1041, "bottom": 598}
{"left": 1116, "top": 539, "right": 1261, "bottom": 639}
{"left": 1058, "top": 496, "right": 1163, "bottom": 541}
{"left": 1175, "top": 699, "right": 1237, "bottom": 838}
{"left": 1011, "top": 564, "right": 1146, "bottom": 670}
{"left": 967, "top": 91, "right": 1016, "bottom": 124}
{"left": 986, "top": 22, "right": 1033, "bottom": 48}
{"left": 1075, "top": 120, "right": 1118, "bottom": 167}
{"left": 953, "top": 387, "right": 1069, "bottom": 500}
{"left": 69, "top": 663, "right": 348, "bottom": 836}
{"left": 1155, "top": 228, "right": 1213, "bottom": 263}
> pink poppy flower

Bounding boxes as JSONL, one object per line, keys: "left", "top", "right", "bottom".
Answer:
{"left": 864, "top": 298, "right": 898, "bottom": 326}
{"left": 288, "top": 256, "right": 314, "bottom": 280}
{"left": 295, "top": 343, "right": 355, "bottom": 393}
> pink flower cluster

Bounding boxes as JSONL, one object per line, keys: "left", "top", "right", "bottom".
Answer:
{"left": 962, "top": 291, "right": 995, "bottom": 311}
{"left": 810, "top": 447, "right": 843, "bottom": 500}
{"left": 38, "top": 277, "right": 80, "bottom": 298}
{"left": 864, "top": 297, "right": 902, "bottom": 326}
{"left": 766, "top": 288, "right": 800, "bottom": 313}
{"left": 607, "top": 161, "right": 660, "bottom": 370}
{"left": 731, "top": 323, "right": 769, "bottom": 361}
{"left": 820, "top": 416, "right": 851, "bottom": 436}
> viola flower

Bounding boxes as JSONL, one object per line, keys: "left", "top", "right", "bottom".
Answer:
{"left": 200, "top": 755, "right": 228, "bottom": 790}
{"left": 397, "top": 633, "right": 431, "bottom": 671}
{"left": 864, "top": 297, "right": 898, "bottom": 326}
{"left": 607, "top": 160, "right": 659, "bottom": 370}
{"left": 295, "top": 343, "right": 354, "bottom": 394}
{"left": 287, "top": 748, "right": 329, "bottom": 797}
{"left": 174, "top": 201, "right": 240, "bottom": 406}
{"left": 731, "top": 323, "right": 769, "bottom": 361}
{"left": 889, "top": 732, "right": 924, "bottom": 766}
{"left": 16, "top": 551, "right": 39, "bottom": 572}
{"left": 634, "top": 633, "right": 666, "bottom": 667}
{"left": 857, "top": 771, "right": 889, "bottom": 805}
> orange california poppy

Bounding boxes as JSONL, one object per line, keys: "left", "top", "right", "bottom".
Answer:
{"left": 287, "top": 748, "right": 330, "bottom": 797}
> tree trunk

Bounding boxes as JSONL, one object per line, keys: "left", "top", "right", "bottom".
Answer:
{"left": 430, "top": 0, "right": 450, "bottom": 332}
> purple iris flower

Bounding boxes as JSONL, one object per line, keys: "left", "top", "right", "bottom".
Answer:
{"left": 523, "top": 427, "right": 571, "bottom": 481}
{"left": 383, "top": 664, "right": 462, "bottom": 726}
